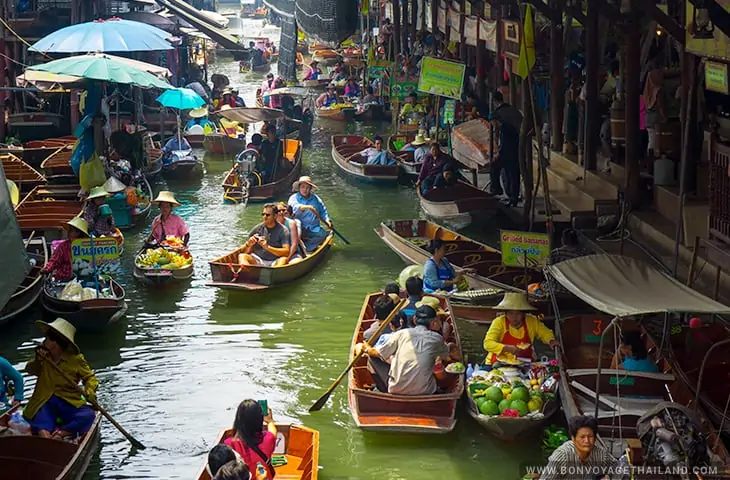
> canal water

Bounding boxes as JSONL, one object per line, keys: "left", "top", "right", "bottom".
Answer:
{"left": 1, "top": 18, "right": 546, "bottom": 479}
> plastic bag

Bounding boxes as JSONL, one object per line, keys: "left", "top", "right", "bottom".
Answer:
{"left": 9, "top": 411, "right": 31, "bottom": 435}
{"left": 80, "top": 287, "right": 99, "bottom": 301}
{"left": 60, "top": 280, "right": 83, "bottom": 301}
{"left": 79, "top": 153, "right": 106, "bottom": 192}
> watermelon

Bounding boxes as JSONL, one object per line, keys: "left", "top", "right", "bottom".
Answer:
{"left": 485, "top": 386, "right": 503, "bottom": 403}
{"left": 479, "top": 399, "right": 500, "bottom": 416}
{"left": 498, "top": 398, "right": 512, "bottom": 413}
{"left": 511, "top": 399, "right": 529, "bottom": 417}
{"left": 511, "top": 386, "right": 530, "bottom": 402}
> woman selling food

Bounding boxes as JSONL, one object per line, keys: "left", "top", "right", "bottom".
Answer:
{"left": 81, "top": 186, "right": 116, "bottom": 237}
{"left": 146, "top": 191, "right": 189, "bottom": 246}
{"left": 423, "top": 239, "right": 469, "bottom": 293}
{"left": 41, "top": 217, "right": 89, "bottom": 281}
{"left": 483, "top": 292, "right": 559, "bottom": 365}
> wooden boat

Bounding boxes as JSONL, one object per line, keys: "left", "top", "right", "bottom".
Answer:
{"left": 8, "top": 111, "right": 66, "bottom": 141}
{"left": 208, "top": 232, "right": 334, "bottom": 290}
{"left": 399, "top": 122, "right": 420, "bottom": 134}
{"left": 417, "top": 180, "right": 499, "bottom": 229}
{"left": 222, "top": 139, "right": 303, "bottom": 203}
{"left": 195, "top": 423, "right": 319, "bottom": 480}
{"left": 331, "top": 135, "right": 399, "bottom": 183}
{"left": 26, "top": 184, "right": 81, "bottom": 201}
{"left": 143, "top": 132, "right": 163, "bottom": 178}
{"left": 375, "top": 219, "right": 545, "bottom": 292}
{"left": 0, "top": 404, "right": 102, "bottom": 480}
{"left": 184, "top": 133, "right": 205, "bottom": 148}
{"left": 387, "top": 134, "right": 422, "bottom": 176}
{"left": 40, "top": 278, "right": 127, "bottom": 333}
{"left": 14, "top": 196, "right": 82, "bottom": 238}
{"left": 161, "top": 150, "right": 204, "bottom": 179}
{"left": 348, "top": 293, "right": 463, "bottom": 433}
{"left": 133, "top": 249, "right": 194, "bottom": 286}
{"left": 40, "top": 149, "right": 76, "bottom": 184}
{"left": 1, "top": 153, "right": 46, "bottom": 193}
{"left": 0, "top": 236, "right": 48, "bottom": 327}
{"left": 311, "top": 49, "right": 341, "bottom": 65}
{"left": 0, "top": 137, "right": 75, "bottom": 169}
{"left": 316, "top": 105, "right": 356, "bottom": 122}
{"left": 203, "top": 133, "right": 247, "bottom": 156}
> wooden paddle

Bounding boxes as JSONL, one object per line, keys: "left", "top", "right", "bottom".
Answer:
{"left": 309, "top": 298, "right": 407, "bottom": 412}
{"left": 24, "top": 230, "right": 36, "bottom": 249}
{"left": 310, "top": 209, "right": 350, "bottom": 245}
{"left": 40, "top": 351, "right": 147, "bottom": 450}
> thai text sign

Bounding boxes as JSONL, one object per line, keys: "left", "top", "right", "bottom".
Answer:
{"left": 500, "top": 230, "right": 551, "bottom": 267}
{"left": 479, "top": 19, "right": 497, "bottom": 52}
{"left": 71, "top": 237, "right": 122, "bottom": 278}
{"left": 368, "top": 60, "right": 392, "bottom": 80}
{"left": 391, "top": 76, "right": 419, "bottom": 101}
{"left": 706, "top": 61, "right": 729, "bottom": 95}
{"left": 443, "top": 99, "right": 456, "bottom": 124}
{"left": 418, "top": 57, "right": 465, "bottom": 99}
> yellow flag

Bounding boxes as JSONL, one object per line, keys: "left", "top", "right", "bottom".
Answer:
{"left": 517, "top": 5, "right": 535, "bottom": 79}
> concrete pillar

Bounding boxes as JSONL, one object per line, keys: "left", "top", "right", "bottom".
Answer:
{"left": 583, "top": 0, "right": 599, "bottom": 170}
{"left": 624, "top": 2, "right": 640, "bottom": 204}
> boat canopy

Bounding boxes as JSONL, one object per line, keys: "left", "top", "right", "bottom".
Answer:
{"left": 217, "top": 107, "right": 300, "bottom": 123}
{"left": 0, "top": 164, "right": 30, "bottom": 311}
{"left": 545, "top": 254, "right": 730, "bottom": 316}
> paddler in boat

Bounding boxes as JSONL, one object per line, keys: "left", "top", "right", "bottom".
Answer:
{"left": 416, "top": 142, "right": 457, "bottom": 196}
{"left": 41, "top": 217, "right": 89, "bottom": 281}
{"left": 81, "top": 186, "right": 117, "bottom": 237}
{"left": 343, "top": 77, "right": 361, "bottom": 99}
{"left": 400, "top": 132, "right": 431, "bottom": 163}
{"left": 356, "top": 135, "right": 396, "bottom": 166}
{"left": 423, "top": 238, "right": 471, "bottom": 294}
{"left": 288, "top": 175, "right": 332, "bottom": 252}
{"left": 302, "top": 60, "right": 322, "bottom": 81}
{"left": 483, "top": 292, "right": 559, "bottom": 365}
{"left": 354, "top": 304, "right": 461, "bottom": 395}
{"left": 240, "top": 203, "right": 291, "bottom": 267}
{"left": 259, "top": 125, "right": 289, "bottom": 183}
{"left": 185, "top": 107, "right": 216, "bottom": 134}
{"left": 161, "top": 127, "right": 192, "bottom": 164}
{"left": 316, "top": 84, "right": 339, "bottom": 108}
{"left": 261, "top": 73, "right": 275, "bottom": 106}
{"left": 539, "top": 415, "right": 618, "bottom": 480}
{"left": 276, "top": 202, "right": 303, "bottom": 263}
{"left": 146, "top": 191, "right": 190, "bottom": 247}
{"left": 24, "top": 318, "right": 98, "bottom": 442}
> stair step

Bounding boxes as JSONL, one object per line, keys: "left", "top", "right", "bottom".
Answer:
{"left": 547, "top": 193, "right": 597, "bottom": 219}
{"left": 546, "top": 159, "right": 618, "bottom": 201}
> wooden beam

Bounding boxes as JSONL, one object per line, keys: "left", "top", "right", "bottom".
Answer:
{"left": 596, "top": 1, "right": 623, "bottom": 26}
{"left": 635, "top": 0, "right": 685, "bottom": 45}
{"left": 625, "top": 0, "right": 641, "bottom": 204}
{"left": 550, "top": 0, "right": 564, "bottom": 150}
{"left": 523, "top": 0, "right": 561, "bottom": 24}
{"left": 565, "top": 5, "right": 587, "bottom": 26}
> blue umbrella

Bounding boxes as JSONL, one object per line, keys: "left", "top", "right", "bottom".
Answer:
{"left": 156, "top": 88, "right": 205, "bottom": 110}
{"left": 29, "top": 19, "right": 173, "bottom": 53}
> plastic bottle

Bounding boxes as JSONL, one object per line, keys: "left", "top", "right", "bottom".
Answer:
{"left": 9, "top": 411, "right": 31, "bottom": 435}
{"left": 256, "top": 462, "right": 267, "bottom": 478}
{"left": 466, "top": 363, "right": 474, "bottom": 379}
{"left": 411, "top": 220, "right": 418, "bottom": 239}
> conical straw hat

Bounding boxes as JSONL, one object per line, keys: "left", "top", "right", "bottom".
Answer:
{"left": 415, "top": 296, "right": 446, "bottom": 315}
{"left": 152, "top": 190, "right": 181, "bottom": 206}
{"left": 87, "top": 186, "right": 110, "bottom": 200}
{"left": 103, "top": 176, "right": 126, "bottom": 193}
{"left": 36, "top": 318, "right": 79, "bottom": 354}
{"left": 189, "top": 107, "right": 208, "bottom": 118}
{"left": 64, "top": 216, "right": 89, "bottom": 236}
{"left": 494, "top": 292, "right": 537, "bottom": 311}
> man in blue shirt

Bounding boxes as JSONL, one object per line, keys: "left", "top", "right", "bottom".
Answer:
{"left": 0, "top": 356, "right": 24, "bottom": 409}
{"left": 288, "top": 175, "right": 331, "bottom": 252}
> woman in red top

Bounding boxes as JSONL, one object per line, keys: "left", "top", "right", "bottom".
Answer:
{"left": 41, "top": 217, "right": 89, "bottom": 281}
{"left": 224, "top": 399, "right": 277, "bottom": 478}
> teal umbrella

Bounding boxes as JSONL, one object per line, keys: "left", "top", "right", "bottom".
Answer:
{"left": 156, "top": 88, "right": 205, "bottom": 110}
{"left": 27, "top": 54, "right": 172, "bottom": 90}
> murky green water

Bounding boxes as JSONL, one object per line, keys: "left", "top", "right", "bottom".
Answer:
{"left": 1, "top": 18, "right": 547, "bottom": 479}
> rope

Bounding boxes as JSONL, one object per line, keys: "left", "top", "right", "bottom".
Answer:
{"left": 713, "top": 390, "right": 730, "bottom": 451}
{"left": 228, "top": 262, "right": 243, "bottom": 280}
{"left": 0, "top": 17, "right": 53, "bottom": 59}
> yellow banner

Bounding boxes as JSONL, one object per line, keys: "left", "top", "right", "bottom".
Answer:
{"left": 706, "top": 61, "right": 729, "bottom": 95}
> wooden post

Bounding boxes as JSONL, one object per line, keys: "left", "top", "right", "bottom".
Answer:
{"left": 432, "top": 0, "right": 438, "bottom": 33}
{"left": 549, "top": 0, "right": 564, "bottom": 151}
{"left": 687, "top": 236, "right": 701, "bottom": 287}
{"left": 583, "top": 0, "right": 599, "bottom": 170}
{"left": 476, "top": 6, "right": 486, "bottom": 101}
{"left": 624, "top": 2, "right": 641, "bottom": 204}
{"left": 459, "top": 0, "right": 466, "bottom": 61}
{"left": 495, "top": 7, "right": 504, "bottom": 95}
{"left": 393, "top": 0, "right": 402, "bottom": 57}
{"left": 402, "top": 0, "right": 409, "bottom": 54}
{"left": 520, "top": 76, "right": 535, "bottom": 227}
{"left": 715, "top": 265, "right": 722, "bottom": 301}
{"left": 411, "top": 0, "right": 418, "bottom": 41}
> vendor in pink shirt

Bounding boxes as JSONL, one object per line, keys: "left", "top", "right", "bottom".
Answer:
{"left": 146, "top": 191, "right": 190, "bottom": 246}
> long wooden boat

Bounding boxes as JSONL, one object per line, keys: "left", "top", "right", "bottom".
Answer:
{"left": 1, "top": 153, "right": 46, "bottom": 193}
{"left": 387, "top": 134, "right": 422, "bottom": 176}
{"left": 161, "top": 151, "right": 204, "bottom": 179}
{"left": 0, "top": 404, "right": 102, "bottom": 480}
{"left": 316, "top": 105, "right": 356, "bottom": 122}
{"left": 40, "top": 149, "right": 76, "bottom": 185}
{"left": 8, "top": 112, "right": 66, "bottom": 141}
{"left": 417, "top": 180, "right": 499, "bottom": 229}
{"left": 184, "top": 133, "right": 205, "bottom": 148}
{"left": 310, "top": 49, "right": 340, "bottom": 65}
{"left": 133, "top": 249, "right": 194, "bottom": 286}
{"left": 208, "top": 232, "right": 334, "bottom": 290}
{"left": 0, "top": 137, "right": 75, "bottom": 169}
{"left": 222, "top": 139, "right": 303, "bottom": 203}
{"left": 26, "top": 184, "right": 81, "bottom": 201}
{"left": 195, "top": 423, "right": 319, "bottom": 480}
{"left": 14, "top": 196, "right": 82, "bottom": 238}
{"left": 0, "top": 236, "right": 48, "bottom": 328}
{"left": 348, "top": 293, "right": 463, "bottom": 433}
{"left": 203, "top": 133, "right": 247, "bottom": 156}
{"left": 40, "top": 278, "right": 127, "bottom": 333}
{"left": 331, "top": 135, "right": 399, "bottom": 183}
{"left": 375, "top": 219, "right": 545, "bottom": 291}
{"left": 557, "top": 314, "right": 730, "bottom": 470}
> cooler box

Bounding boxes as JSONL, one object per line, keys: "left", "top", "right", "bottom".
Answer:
{"left": 107, "top": 194, "right": 133, "bottom": 228}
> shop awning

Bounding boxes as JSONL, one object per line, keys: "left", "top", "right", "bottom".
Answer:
{"left": 217, "top": 107, "right": 299, "bottom": 124}
{"left": 545, "top": 254, "right": 730, "bottom": 317}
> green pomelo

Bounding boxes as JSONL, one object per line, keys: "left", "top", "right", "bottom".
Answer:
{"left": 511, "top": 399, "right": 529, "bottom": 416}
{"left": 498, "top": 398, "right": 512, "bottom": 413}
{"left": 485, "top": 386, "right": 503, "bottom": 403}
{"left": 511, "top": 386, "right": 530, "bottom": 402}
{"left": 480, "top": 399, "right": 500, "bottom": 416}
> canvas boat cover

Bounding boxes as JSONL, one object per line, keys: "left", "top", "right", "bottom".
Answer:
{"left": 217, "top": 107, "right": 298, "bottom": 124}
{"left": 0, "top": 163, "right": 29, "bottom": 311}
{"left": 545, "top": 254, "right": 730, "bottom": 317}
{"left": 450, "top": 118, "right": 498, "bottom": 170}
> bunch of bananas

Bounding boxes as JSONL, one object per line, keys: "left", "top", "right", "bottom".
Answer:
{"left": 136, "top": 248, "right": 192, "bottom": 270}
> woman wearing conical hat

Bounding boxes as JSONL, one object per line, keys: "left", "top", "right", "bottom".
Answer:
{"left": 146, "top": 191, "right": 189, "bottom": 246}
{"left": 24, "top": 318, "right": 98, "bottom": 441}
{"left": 483, "top": 292, "right": 559, "bottom": 365}
{"left": 81, "top": 186, "right": 116, "bottom": 237}
{"left": 41, "top": 217, "right": 89, "bottom": 281}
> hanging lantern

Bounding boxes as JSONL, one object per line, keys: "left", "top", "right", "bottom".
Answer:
{"left": 692, "top": 0, "right": 715, "bottom": 39}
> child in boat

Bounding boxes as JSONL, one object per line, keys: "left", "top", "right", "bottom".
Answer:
{"left": 41, "top": 217, "right": 89, "bottom": 281}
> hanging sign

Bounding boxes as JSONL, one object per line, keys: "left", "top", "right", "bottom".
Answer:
{"left": 447, "top": 6, "right": 459, "bottom": 28}
{"left": 479, "top": 19, "right": 498, "bottom": 52}
{"left": 425, "top": 0, "right": 433, "bottom": 31}
{"left": 418, "top": 56, "right": 466, "bottom": 99}
{"left": 705, "top": 61, "right": 729, "bottom": 95}
{"left": 464, "top": 16, "right": 478, "bottom": 46}
{"left": 391, "top": 76, "right": 419, "bottom": 101}
{"left": 500, "top": 230, "right": 551, "bottom": 267}
{"left": 443, "top": 99, "right": 456, "bottom": 124}
{"left": 368, "top": 60, "right": 393, "bottom": 80}
{"left": 71, "top": 237, "right": 122, "bottom": 278}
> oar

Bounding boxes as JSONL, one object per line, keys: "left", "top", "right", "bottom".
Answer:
{"left": 309, "top": 298, "right": 407, "bottom": 412}
{"left": 39, "top": 352, "right": 147, "bottom": 450}
{"left": 310, "top": 209, "right": 350, "bottom": 245}
{"left": 24, "top": 230, "right": 36, "bottom": 249}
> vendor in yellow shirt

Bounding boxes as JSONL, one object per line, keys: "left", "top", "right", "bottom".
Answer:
{"left": 483, "top": 292, "right": 559, "bottom": 364}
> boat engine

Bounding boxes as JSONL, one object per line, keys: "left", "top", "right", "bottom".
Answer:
{"left": 235, "top": 148, "right": 262, "bottom": 198}
{"left": 636, "top": 402, "right": 711, "bottom": 478}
